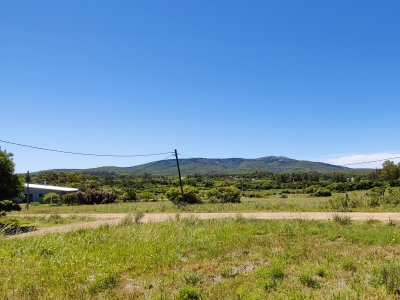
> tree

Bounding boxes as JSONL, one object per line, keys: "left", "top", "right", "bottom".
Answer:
{"left": 43, "top": 192, "right": 60, "bottom": 204}
{"left": 207, "top": 186, "right": 241, "bottom": 203}
{"left": 166, "top": 186, "right": 202, "bottom": 204}
{"left": 0, "top": 150, "right": 23, "bottom": 201}
{"left": 380, "top": 160, "right": 400, "bottom": 181}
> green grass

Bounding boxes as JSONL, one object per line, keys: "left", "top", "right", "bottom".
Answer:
{"left": 0, "top": 219, "right": 399, "bottom": 299}
{"left": 0, "top": 215, "right": 95, "bottom": 229}
{"left": 12, "top": 192, "right": 400, "bottom": 215}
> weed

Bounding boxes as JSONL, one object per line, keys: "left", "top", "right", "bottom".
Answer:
{"left": 377, "top": 261, "right": 400, "bottom": 295}
{"left": 183, "top": 273, "right": 202, "bottom": 285}
{"left": 342, "top": 258, "right": 357, "bottom": 272}
{"left": 134, "top": 211, "right": 144, "bottom": 224}
{"left": 87, "top": 274, "right": 117, "bottom": 295}
{"left": 299, "top": 270, "right": 321, "bottom": 289}
{"left": 333, "top": 215, "right": 352, "bottom": 225}
{"left": 177, "top": 285, "right": 202, "bottom": 300}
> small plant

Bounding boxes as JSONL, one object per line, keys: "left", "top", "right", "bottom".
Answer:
{"left": 342, "top": 258, "right": 357, "bottom": 272}
{"left": 134, "top": 211, "right": 144, "bottom": 224}
{"left": 333, "top": 215, "right": 352, "bottom": 225}
{"left": 177, "top": 285, "right": 202, "bottom": 300}
{"left": 299, "top": 270, "right": 321, "bottom": 289}
{"left": 264, "top": 264, "right": 285, "bottom": 292}
{"left": 87, "top": 274, "right": 117, "bottom": 295}
{"left": 183, "top": 273, "right": 202, "bottom": 285}
{"left": 119, "top": 214, "right": 134, "bottom": 226}
{"left": 377, "top": 261, "right": 400, "bottom": 295}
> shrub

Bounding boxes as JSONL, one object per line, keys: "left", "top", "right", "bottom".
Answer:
{"left": 123, "top": 188, "right": 137, "bottom": 202}
{"left": 166, "top": 186, "right": 202, "bottom": 205}
{"left": 0, "top": 200, "right": 21, "bottom": 216}
{"left": 177, "top": 285, "right": 202, "bottom": 300}
{"left": 377, "top": 261, "right": 400, "bottom": 295}
{"left": 43, "top": 192, "right": 60, "bottom": 204}
{"left": 61, "top": 193, "right": 79, "bottom": 205}
{"left": 77, "top": 189, "right": 117, "bottom": 205}
{"left": 299, "top": 270, "right": 321, "bottom": 289}
{"left": 207, "top": 187, "right": 241, "bottom": 203}
{"left": 137, "top": 191, "right": 156, "bottom": 201}
{"left": 333, "top": 215, "right": 352, "bottom": 225}
{"left": 313, "top": 189, "right": 332, "bottom": 197}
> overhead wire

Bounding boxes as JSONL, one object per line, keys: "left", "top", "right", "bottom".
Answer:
{"left": 0, "top": 139, "right": 173, "bottom": 157}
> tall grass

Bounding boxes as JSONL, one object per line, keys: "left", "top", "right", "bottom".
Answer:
{"left": 0, "top": 219, "right": 399, "bottom": 299}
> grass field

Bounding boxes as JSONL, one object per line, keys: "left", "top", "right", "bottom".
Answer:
{"left": 1, "top": 218, "right": 399, "bottom": 299}
{"left": 13, "top": 193, "right": 400, "bottom": 215}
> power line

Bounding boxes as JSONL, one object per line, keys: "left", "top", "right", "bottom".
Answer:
{"left": 340, "top": 156, "right": 400, "bottom": 166}
{"left": 130, "top": 154, "right": 175, "bottom": 174}
{"left": 0, "top": 139, "right": 173, "bottom": 158}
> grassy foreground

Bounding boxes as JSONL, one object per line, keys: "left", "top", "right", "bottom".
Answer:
{"left": 1, "top": 218, "right": 399, "bottom": 299}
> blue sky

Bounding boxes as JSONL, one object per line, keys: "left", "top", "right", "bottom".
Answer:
{"left": 1, "top": 0, "right": 400, "bottom": 172}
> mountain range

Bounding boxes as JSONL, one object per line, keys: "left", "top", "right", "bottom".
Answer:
{"left": 52, "top": 156, "right": 366, "bottom": 175}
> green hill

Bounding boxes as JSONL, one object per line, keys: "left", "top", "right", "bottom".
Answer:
{"left": 64, "top": 156, "right": 358, "bottom": 175}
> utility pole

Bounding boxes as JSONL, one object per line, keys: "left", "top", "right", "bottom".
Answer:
{"left": 174, "top": 149, "right": 185, "bottom": 201}
{"left": 26, "top": 171, "right": 30, "bottom": 210}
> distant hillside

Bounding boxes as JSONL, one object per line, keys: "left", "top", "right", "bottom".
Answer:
{"left": 60, "top": 156, "right": 358, "bottom": 175}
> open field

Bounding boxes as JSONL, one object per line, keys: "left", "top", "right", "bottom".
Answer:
{"left": 13, "top": 193, "right": 400, "bottom": 215}
{"left": 1, "top": 218, "right": 399, "bottom": 299}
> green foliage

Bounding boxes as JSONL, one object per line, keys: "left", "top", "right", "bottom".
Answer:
{"left": 137, "top": 191, "right": 156, "bottom": 201}
{"left": 0, "top": 150, "right": 23, "bottom": 200}
{"left": 87, "top": 274, "right": 117, "bottom": 295}
{"left": 299, "top": 269, "right": 321, "bottom": 289}
{"left": 61, "top": 193, "right": 79, "bottom": 205}
{"left": 43, "top": 193, "right": 60, "bottom": 205}
{"left": 78, "top": 189, "right": 117, "bottom": 205}
{"left": 207, "top": 186, "right": 241, "bottom": 203}
{"left": 0, "top": 200, "right": 21, "bottom": 215}
{"left": 380, "top": 160, "right": 400, "bottom": 181}
{"left": 377, "top": 261, "right": 400, "bottom": 295}
{"left": 312, "top": 188, "right": 332, "bottom": 197}
{"left": 333, "top": 215, "right": 352, "bottom": 225}
{"left": 123, "top": 188, "right": 137, "bottom": 202}
{"left": 177, "top": 285, "right": 202, "bottom": 300}
{"left": 166, "top": 186, "right": 201, "bottom": 204}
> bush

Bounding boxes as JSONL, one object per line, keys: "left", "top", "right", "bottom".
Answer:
{"left": 43, "top": 192, "right": 60, "bottom": 204}
{"left": 61, "top": 193, "right": 79, "bottom": 205}
{"left": 137, "top": 191, "right": 156, "bottom": 201}
{"left": 166, "top": 186, "right": 202, "bottom": 205}
{"left": 122, "top": 188, "right": 137, "bottom": 202}
{"left": 378, "top": 261, "right": 400, "bottom": 295}
{"left": 177, "top": 285, "right": 202, "bottom": 300}
{"left": 207, "top": 187, "right": 241, "bottom": 203}
{"left": 78, "top": 189, "right": 117, "bottom": 204}
{"left": 0, "top": 200, "right": 21, "bottom": 216}
{"left": 312, "top": 189, "right": 332, "bottom": 197}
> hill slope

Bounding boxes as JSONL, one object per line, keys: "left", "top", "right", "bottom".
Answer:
{"left": 70, "top": 156, "right": 354, "bottom": 175}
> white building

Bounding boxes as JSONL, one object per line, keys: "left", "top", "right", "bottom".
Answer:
{"left": 21, "top": 183, "right": 79, "bottom": 203}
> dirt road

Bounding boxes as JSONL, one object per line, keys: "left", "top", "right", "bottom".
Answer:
{"left": 5, "top": 212, "right": 400, "bottom": 239}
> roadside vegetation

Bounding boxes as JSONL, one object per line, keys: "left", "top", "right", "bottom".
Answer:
{"left": 1, "top": 218, "right": 399, "bottom": 299}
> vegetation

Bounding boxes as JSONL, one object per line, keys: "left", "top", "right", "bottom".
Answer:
{"left": 1, "top": 219, "right": 399, "bottom": 298}
{"left": 43, "top": 192, "right": 60, "bottom": 204}
{"left": 0, "top": 149, "right": 22, "bottom": 202}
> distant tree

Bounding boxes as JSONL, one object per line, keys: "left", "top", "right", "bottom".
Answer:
{"left": 207, "top": 186, "right": 241, "bottom": 203}
{"left": 0, "top": 150, "right": 23, "bottom": 201}
{"left": 380, "top": 160, "right": 400, "bottom": 181}
{"left": 43, "top": 192, "right": 60, "bottom": 204}
{"left": 166, "top": 186, "right": 201, "bottom": 204}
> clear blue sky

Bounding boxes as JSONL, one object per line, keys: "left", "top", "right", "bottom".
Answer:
{"left": 1, "top": 1, "right": 400, "bottom": 172}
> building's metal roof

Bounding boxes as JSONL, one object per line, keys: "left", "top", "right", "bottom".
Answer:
{"left": 24, "top": 183, "right": 78, "bottom": 192}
